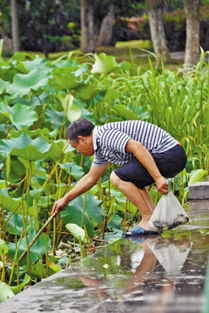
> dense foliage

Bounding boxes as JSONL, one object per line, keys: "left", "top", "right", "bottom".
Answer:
{"left": 0, "top": 49, "right": 208, "bottom": 299}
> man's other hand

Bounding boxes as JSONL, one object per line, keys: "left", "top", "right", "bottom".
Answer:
{"left": 155, "top": 176, "right": 169, "bottom": 194}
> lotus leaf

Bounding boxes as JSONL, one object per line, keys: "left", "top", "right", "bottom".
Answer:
{"left": 91, "top": 53, "right": 117, "bottom": 74}
{"left": 23, "top": 58, "right": 47, "bottom": 71}
{"left": 10, "top": 274, "right": 31, "bottom": 294}
{"left": 0, "top": 194, "right": 38, "bottom": 217}
{"left": 61, "top": 200, "right": 94, "bottom": 237}
{"left": 61, "top": 194, "right": 103, "bottom": 236}
{"left": 49, "top": 66, "right": 85, "bottom": 90}
{"left": 7, "top": 214, "right": 35, "bottom": 235}
{"left": 66, "top": 223, "right": 89, "bottom": 243}
{"left": 59, "top": 162, "right": 84, "bottom": 179}
{"left": 0, "top": 282, "right": 14, "bottom": 302}
{"left": 0, "top": 133, "right": 64, "bottom": 161}
{"left": 8, "top": 231, "right": 51, "bottom": 265}
{"left": 10, "top": 67, "right": 51, "bottom": 97}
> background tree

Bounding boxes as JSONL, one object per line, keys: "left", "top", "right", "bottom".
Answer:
{"left": 145, "top": 0, "right": 170, "bottom": 62}
{"left": 183, "top": 0, "right": 200, "bottom": 67}
{"left": 80, "top": 0, "right": 95, "bottom": 52}
{"left": 11, "top": 0, "right": 21, "bottom": 52}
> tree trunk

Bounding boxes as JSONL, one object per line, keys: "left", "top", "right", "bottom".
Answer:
{"left": 97, "top": 7, "right": 114, "bottom": 47}
{"left": 184, "top": 0, "right": 200, "bottom": 67}
{"left": 146, "top": 0, "right": 170, "bottom": 62}
{"left": 80, "top": 0, "right": 95, "bottom": 52}
{"left": 11, "top": 0, "right": 21, "bottom": 53}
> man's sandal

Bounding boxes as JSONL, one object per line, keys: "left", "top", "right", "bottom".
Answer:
{"left": 123, "top": 225, "right": 161, "bottom": 237}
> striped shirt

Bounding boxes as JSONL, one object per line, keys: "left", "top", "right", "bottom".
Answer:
{"left": 92, "top": 120, "right": 179, "bottom": 166}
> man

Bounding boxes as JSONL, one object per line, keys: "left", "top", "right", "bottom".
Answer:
{"left": 52, "top": 118, "right": 187, "bottom": 236}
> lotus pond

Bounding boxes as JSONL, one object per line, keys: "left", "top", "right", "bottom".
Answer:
{"left": 0, "top": 48, "right": 208, "bottom": 300}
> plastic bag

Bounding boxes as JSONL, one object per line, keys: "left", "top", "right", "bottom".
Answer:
{"left": 147, "top": 192, "right": 189, "bottom": 231}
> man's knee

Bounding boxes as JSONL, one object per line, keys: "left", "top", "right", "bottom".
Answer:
{"left": 110, "top": 171, "right": 121, "bottom": 187}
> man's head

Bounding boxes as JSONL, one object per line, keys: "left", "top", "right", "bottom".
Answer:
{"left": 66, "top": 118, "right": 95, "bottom": 156}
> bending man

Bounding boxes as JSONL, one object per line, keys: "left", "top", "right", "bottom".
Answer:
{"left": 52, "top": 118, "right": 187, "bottom": 236}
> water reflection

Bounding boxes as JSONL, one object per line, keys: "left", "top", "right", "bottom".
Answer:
{"left": 77, "top": 236, "right": 193, "bottom": 312}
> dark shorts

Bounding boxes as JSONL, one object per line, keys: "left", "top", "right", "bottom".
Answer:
{"left": 114, "top": 144, "right": 187, "bottom": 189}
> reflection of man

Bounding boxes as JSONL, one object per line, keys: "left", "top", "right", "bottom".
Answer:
{"left": 52, "top": 118, "right": 187, "bottom": 236}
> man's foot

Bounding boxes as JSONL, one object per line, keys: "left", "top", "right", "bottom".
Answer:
{"left": 123, "top": 225, "right": 162, "bottom": 237}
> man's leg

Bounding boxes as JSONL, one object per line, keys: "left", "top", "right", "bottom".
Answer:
{"left": 110, "top": 172, "right": 154, "bottom": 229}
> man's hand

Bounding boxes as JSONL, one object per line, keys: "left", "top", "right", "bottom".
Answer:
{"left": 51, "top": 196, "right": 69, "bottom": 215}
{"left": 155, "top": 176, "right": 169, "bottom": 194}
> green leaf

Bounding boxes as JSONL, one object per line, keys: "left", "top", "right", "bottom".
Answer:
{"left": 91, "top": 53, "right": 117, "bottom": 74}
{"left": 10, "top": 67, "right": 51, "bottom": 96}
{"left": 61, "top": 94, "right": 81, "bottom": 122}
{"left": 61, "top": 196, "right": 94, "bottom": 237}
{"left": 76, "top": 82, "right": 99, "bottom": 100}
{"left": 112, "top": 104, "right": 138, "bottom": 120}
{"left": 11, "top": 103, "right": 37, "bottom": 130}
{"left": 66, "top": 223, "right": 89, "bottom": 243}
{"left": 0, "top": 282, "right": 14, "bottom": 302}
{"left": 0, "top": 239, "right": 8, "bottom": 255}
{"left": 8, "top": 231, "right": 51, "bottom": 265}
{"left": 59, "top": 162, "right": 84, "bottom": 179}
{"left": 10, "top": 274, "right": 31, "bottom": 294}
{"left": 188, "top": 169, "right": 207, "bottom": 185}
{"left": 7, "top": 214, "right": 35, "bottom": 235}
{"left": 0, "top": 133, "right": 64, "bottom": 161}
{"left": 49, "top": 66, "right": 86, "bottom": 90}
{"left": 0, "top": 194, "right": 38, "bottom": 217}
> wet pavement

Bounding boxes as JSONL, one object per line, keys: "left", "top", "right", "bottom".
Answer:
{"left": 0, "top": 200, "right": 209, "bottom": 313}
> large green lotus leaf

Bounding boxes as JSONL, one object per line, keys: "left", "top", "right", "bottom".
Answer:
{"left": 61, "top": 94, "right": 81, "bottom": 122}
{"left": 0, "top": 133, "right": 64, "bottom": 161}
{"left": 61, "top": 196, "right": 94, "bottom": 237}
{"left": 49, "top": 66, "right": 85, "bottom": 90}
{"left": 23, "top": 58, "right": 47, "bottom": 71}
{"left": 7, "top": 213, "right": 35, "bottom": 235}
{"left": 10, "top": 67, "right": 51, "bottom": 96}
{"left": 6, "top": 158, "right": 26, "bottom": 183}
{"left": 75, "top": 82, "right": 99, "bottom": 100}
{"left": 111, "top": 104, "right": 138, "bottom": 120}
{"left": 45, "top": 109, "right": 64, "bottom": 128}
{"left": 0, "top": 238, "right": 8, "bottom": 255}
{"left": 8, "top": 231, "right": 51, "bottom": 265}
{"left": 66, "top": 223, "right": 89, "bottom": 243}
{"left": 91, "top": 53, "right": 117, "bottom": 74}
{"left": 0, "top": 282, "right": 14, "bottom": 302}
{"left": 0, "top": 194, "right": 38, "bottom": 217}
{"left": 85, "top": 194, "right": 103, "bottom": 225}
{"left": 59, "top": 162, "right": 84, "bottom": 179}
{"left": 11, "top": 103, "right": 37, "bottom": 130}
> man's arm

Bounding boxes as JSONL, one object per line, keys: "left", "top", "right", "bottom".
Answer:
{"left": 52, "top": 162, "right": 109, "bottom": 214}
{"left": 125, "top": 139, "right": 169, "bottom": 194}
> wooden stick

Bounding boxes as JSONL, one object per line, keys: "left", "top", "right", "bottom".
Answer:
{"left": 18, "top": 212, "right": 57, "bottom": 263}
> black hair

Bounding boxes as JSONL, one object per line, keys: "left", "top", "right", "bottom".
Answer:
{"left": 66, "top": 118, "right": 95, "bottom": 142}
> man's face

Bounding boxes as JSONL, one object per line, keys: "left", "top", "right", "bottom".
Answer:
{"left": 69, "top": 136, "right": 94, "bottom": 156}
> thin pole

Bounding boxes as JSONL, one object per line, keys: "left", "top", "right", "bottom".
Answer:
{"left": 18, "top": 213, "right": 57, "bottom": 263}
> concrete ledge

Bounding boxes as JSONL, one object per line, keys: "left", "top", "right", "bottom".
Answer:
{"left": 188, "top": 181, "right": 209, "bottom": 200}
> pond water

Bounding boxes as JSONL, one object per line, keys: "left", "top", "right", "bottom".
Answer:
{"left": 0, "top": 200, "right": 209, "bottom": 313}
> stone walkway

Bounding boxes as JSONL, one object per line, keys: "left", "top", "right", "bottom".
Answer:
{"left": 0, "top": 182, "right": 209, "bottom": 313}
